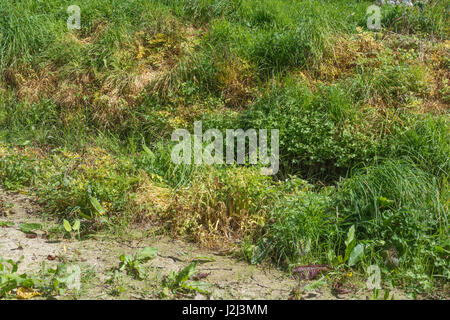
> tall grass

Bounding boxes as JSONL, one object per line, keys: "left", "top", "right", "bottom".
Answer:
{"left": 254, "top": 189, "right": 337, "bottom": 266}
{"left": 0, "top": 0, "right": 178, "bottom": 82}
{"left": 389, "top": 115, "right": 449, "bottom": 178}
{"left": 335, "top": 160, "right": 448, "bottom": 282}
{"left": 379, "top": 1, "right": 449, "bottom": 39}
{"left": 256, "top": 160, "right": 448, "bottom": 290}
{"left": 0, "top": 0, "right": 448, "bottom": 294}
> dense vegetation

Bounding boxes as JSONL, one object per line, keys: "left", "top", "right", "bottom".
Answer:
{"left": 0, "top": 0, "right": 448, "bottom": 297}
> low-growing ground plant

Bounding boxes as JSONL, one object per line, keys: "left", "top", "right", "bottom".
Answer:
{"left": 240, "top": 80, "right": 382, "bottom": 181}
{"left": 111, "top": 247, "right": 158, "bottom": 280}
{"left": 63, "top": 219, "right": 81, "bottom": 240}
{"left": 0, "top": 256, "right": 35, "bottom": 298}
{"left": 1, "top": 255, "right": 81, "bottom": 299}
{"left": 160, "top": 262, "right": 210, "bottom": 298}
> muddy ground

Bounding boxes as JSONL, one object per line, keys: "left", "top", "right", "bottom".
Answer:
{"left": 0, "top": 189, "right": 409, "bottom": 300}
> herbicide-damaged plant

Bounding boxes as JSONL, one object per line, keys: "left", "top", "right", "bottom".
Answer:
{"left": 0, "top": 0, "right": 448, "bottom": 300}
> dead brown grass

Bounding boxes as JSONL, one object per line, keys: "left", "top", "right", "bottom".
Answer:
{"left": 216, "top": 56, "right": 257, "bottom": 109}
{"left": 382, "top": 35, "right": 449, "bottom": 114}
{"left": 3, "top": 26, "right": 198, "bottom": 129}
{"left": 160, "top": 168, "right": 271, "bottom": 249}
{"left": 131, "top": 171, "right": 174, "bottom": 223}
{"left": 315, "top": 29, "right": 383, "bottom": 82}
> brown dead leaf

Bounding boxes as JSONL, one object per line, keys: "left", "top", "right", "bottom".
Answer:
{"left": 192, "top": 272, "right": 211, "bottom": 281}
{"left": 292, "top": 264, "right": 330, "bottom": 280}
{"left": 332, "top": 282, "right": 352, "bottom": 295}
{"left": 16, "top": 287, "right": 40, "bottom": 300}
{"left": 25, "top": 233, "right": 37, "bottom": 239}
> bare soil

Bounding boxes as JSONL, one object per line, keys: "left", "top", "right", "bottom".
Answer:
{"left": 0, "top": 189, "right": 408, "bottom": 300}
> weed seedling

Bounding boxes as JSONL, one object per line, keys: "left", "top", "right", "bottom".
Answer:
{"left": 63, "top": 219, "right": 81, "bottom": 240}
{"left": 112, "top": 247, "right": 158, "bottom": 280}
{"left": 160, "top": 262, "right": 210, "bottom": 298}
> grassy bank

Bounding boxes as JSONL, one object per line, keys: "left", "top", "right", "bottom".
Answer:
{"left": 0, "top": 0, "right": 448, "bottom": 297}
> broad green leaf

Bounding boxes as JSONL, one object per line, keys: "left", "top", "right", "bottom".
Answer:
{"left": 348, "top": 244, "right": 364, "bottom": 266}
{"left": 434, "top": 245, "right": 450, "bottom": 254}
{"left": 193, "top": 256, "right": 216, "bottom": 263}
{"left": 89, "top": 196, "right": 106, "bottom": 215}
{"left": 19, "top": 223, "right": 42, "bottom": 234}
{"left": 72, "top": 219, "right": 80, "bottom": 232}
{"left": 137, "top": 247, "right": 158, "bottom": 262}
{"left": 79, "top": 212, "right": 92, "bottom": 220}
{"left": 143, "top": 144, "right": 154, "bottom": 158}
{"left": 63, "top": 219, "right": 72, "bottom": 232}
{"left": 183, "top": 281, "right": 211, "bottom": 295}
{"left": 377, "top": 196, "right": 394, "bottom": 208}
{"left": 344, "top": 225, "right": 356, "bottom": 262}
{"left": 175, "top": 262, "right": 198, "bottom": 285}
{"left": 55, "top": 264, "right": 81, "bottom": 291}
{"left": 345, "top": 225, "right": 355, "bottom": 247}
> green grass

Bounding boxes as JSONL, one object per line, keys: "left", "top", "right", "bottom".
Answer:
{"left": 389, "top": 115, "right": 449, "bottom": 178}
{"left": 239, "top": 79, "right": 382, "bottom": 181}
{"left": 380, "top": 1, "right": 449, "bottom": 38}
{"left": 0, "top": 0, "right": 448, "bottom": 297}
{"left": 334, "top": 160, "right": 448, "bottom": 292}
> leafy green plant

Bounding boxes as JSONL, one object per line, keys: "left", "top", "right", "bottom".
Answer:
{"left": 0, "top": 154, "right": 35, "bottom": 190}
{"left": 161, "top": 262, "right": 210, "bottom": 297}
{"left": 240, "top": 80, "right": 380, "bottom": 181}
{"left": 389, "top": 115, "right": 449, "bottom": 178}
{"left": 115, "top": 247, "right": 158, "bottom": 280}
{"left": 0, "top": 221, "right": 14, "bottom": 228}
{"left": 0, "top": 256, "right": 34, "bottom": 298}
{"left": 1, "top": 254, "right": 83, "bottom": 299}
{"left": 89, "top": 196, "right": 106, "bottom": 216}
{"left": 371, "top": 288, "right": 395, "bottom": 300}
{"left": 253, "top": 189, "right": 337, "bottom": 267}
{"left": 34, "top": 262, "right": 82, "bottom": 297}
{"left": 379, "top": 1, "right": 448, "bottom": 38}
{"left": 334, "top": 160, "right": 449, "bottom": 292}
{"left": 19, "top": 223, "right": 42, "bottom": 234}
{"left": 63, "top": 219, "right": 81, "bottom": 240}
{"left": 135, "top": 141, "right": 196, "bottom": 189}
{"left": 343, "top": 225, "right": 365, "bottom": 267}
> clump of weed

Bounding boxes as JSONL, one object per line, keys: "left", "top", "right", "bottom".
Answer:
{"left": 111, "top": 247, "right": 158, "bottom": 280}
{"left": 240, "top": 80, "right": 382, "bottom": 181}
{"left": 160, "top": 262, "right": 210, "bottom": 298}
{"left": 334, "top": 160, "right": 448, "bottom": 291}
{"left": 379, "top": 1, "right": 448, "bottom": 38}
{"left": 165, "top": 166, "right": 276, "bottom": 248}
{"left": 34, "top": 146, "right": 138, "bottom": 226}
{"left": 0, "top": 152, "right": 36, "bottom": 190}
{"left": 252, "top": 186, "right": 336, "bottom": 267}
{"left": 315, "top": 29, "right": 383, "bottom": 81}
{"left": 389, "top": 115, "right": 449, "bottom": 178}
{"left": 215, "top": 55, "right": 257, "bottom": 108}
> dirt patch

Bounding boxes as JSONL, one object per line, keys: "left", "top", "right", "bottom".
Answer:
{"left": 0, "top": 189, "right": 298, "bottom": 299}
{"left": 0, "top": 189, "right": 415, "bottom": 300}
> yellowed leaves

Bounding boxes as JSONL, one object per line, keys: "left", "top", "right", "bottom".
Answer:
{"left": 16, "top": 287, "right": 40, "bottom": 300}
